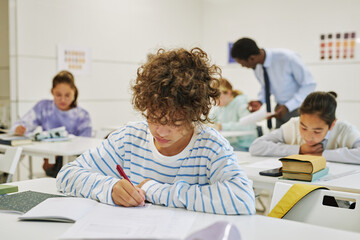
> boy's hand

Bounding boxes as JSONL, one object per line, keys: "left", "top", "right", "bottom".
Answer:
{"left": 299, "top": 143, "right": 324, "bottom": 155}
{"left": 15, "top": 125, "right": 26, "bottom": 136}
{"left": 112, "top": 179, "right": 145, "bottom": 207}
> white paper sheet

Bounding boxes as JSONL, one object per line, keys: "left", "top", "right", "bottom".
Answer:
{"left": 59, "top": 204, "right": 196, "bottom": 239}
{"left": 238, "top": 107, "right": 270, "bottom": 126}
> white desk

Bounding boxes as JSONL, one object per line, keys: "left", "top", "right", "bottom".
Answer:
{"left": 220, "top": 130, "right": 257, "bottom": 138}
{"left": 1, "top": 178, "right": 360, "bottom": 240}
{"left": 235, "top": 151, "right": 360, "bottom": 194}
{"left": 0, "top": 137, "right": 103, "bottom": 178}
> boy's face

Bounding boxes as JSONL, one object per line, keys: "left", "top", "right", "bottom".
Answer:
{"left": 148, "top": 120, "right": 194, "bottom": 156}
{"left": 299, "top": 114, "right": 335, "bottom": 146}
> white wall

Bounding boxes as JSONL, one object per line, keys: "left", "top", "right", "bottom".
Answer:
{"left": 9, "top": 0, "right": 203, "bottom": 133}
{"left": 202, "top": 0, "right": 360, "bottom": 129}
{"left": 8, "top": 0, "right": 360, "bottom": 133}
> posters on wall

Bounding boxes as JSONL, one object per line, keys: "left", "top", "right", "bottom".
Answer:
{"left": 57, "top": 45, "right": 92, "bottom": 75}
{"left": 320, "top": 32, "right": 356, "bottom": 61}
{"left": 228, "top": 42, "right": 236, "bottom": 64}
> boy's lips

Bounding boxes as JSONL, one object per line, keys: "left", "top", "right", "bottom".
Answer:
{"left": 155, "top": 137, "right": 170, "bottom": 144}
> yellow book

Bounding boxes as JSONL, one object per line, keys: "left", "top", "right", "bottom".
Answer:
{"left": 279, "top": 154, "right": 326, "bottom": 174}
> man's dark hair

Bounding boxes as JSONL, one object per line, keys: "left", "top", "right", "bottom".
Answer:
{"left": 231, "top": 38, "right": 260, "bottom": 60}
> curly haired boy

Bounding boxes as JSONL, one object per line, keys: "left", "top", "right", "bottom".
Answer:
{"left": 57, "top": 47, "right": 255, "bottom": 215}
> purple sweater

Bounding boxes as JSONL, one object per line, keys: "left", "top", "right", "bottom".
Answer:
{"left": 13, "top": 99, "right": 92, "bottom": 137}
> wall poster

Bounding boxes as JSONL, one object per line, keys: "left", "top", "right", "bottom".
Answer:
{"left": 57, "top": 45, "right": 92, "bottom": 75}
{"left": 320, "top": 32, "right": 356, "bottom": 61}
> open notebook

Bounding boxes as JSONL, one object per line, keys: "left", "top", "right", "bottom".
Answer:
{"left": 19, "top": 197, "right": 99, "bottom": 223}
{"left": 17, "top": 195, "right": 196, "bottom": 239}
{"left": 59, "top": 203, "right": 196, "bottom": 240}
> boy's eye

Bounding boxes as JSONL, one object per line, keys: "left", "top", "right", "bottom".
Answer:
{"left": 314, "top": 131, "right": 322, "bottom": 134}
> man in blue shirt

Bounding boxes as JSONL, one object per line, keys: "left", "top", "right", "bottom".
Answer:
{"left": 231, "top": 38, "right": 316, "bottom": 128}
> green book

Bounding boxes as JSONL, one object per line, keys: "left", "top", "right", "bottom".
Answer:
{"left": 0, "top": 184, "right": 18, "bottom": 195}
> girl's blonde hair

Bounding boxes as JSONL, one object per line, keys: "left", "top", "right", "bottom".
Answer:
{"left": 219, "top": 78, "right": 242, "bottom": 98}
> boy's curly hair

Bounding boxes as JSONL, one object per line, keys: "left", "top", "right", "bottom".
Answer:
{"left": 132, "top": 47, "right": 221, "bottom": 127}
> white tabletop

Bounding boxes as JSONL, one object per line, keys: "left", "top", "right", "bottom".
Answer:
{"left": 220, "top": 130, "right": 257, "bottom": 138}
{"left": 1, "top": 178, "right": 360, "bottom": 240}
{"left": 20, "top": 137, "right": 103, "bottom": 158}
{"left": 235, "top": 151, "right": 360, "bottom": 194}
{"left": 0, "top": 136, "right": 103, "bottom": 162}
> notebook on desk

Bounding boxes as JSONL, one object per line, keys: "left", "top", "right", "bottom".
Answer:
{"left": 19, "top": 197, "right": 99, "bottom": 223}
{"left": 0, "top": 190, "right": 65, "bottom": 214}
{"left": 59, "top": 203, "right": 196, "bottom": 239}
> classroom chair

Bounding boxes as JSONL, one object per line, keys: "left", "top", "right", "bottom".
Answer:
{"left": 0, "top": 147, "right": 23, "bottom": 183}
{"left": 269, "top": 182, "right": 360, "bottom": 233}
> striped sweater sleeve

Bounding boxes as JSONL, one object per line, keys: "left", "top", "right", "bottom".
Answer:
{"left": 141, "top": 151, "right": 256, "bottom": 215}
{"left": 56, "top": 133, "right": 125, "bottom": 205}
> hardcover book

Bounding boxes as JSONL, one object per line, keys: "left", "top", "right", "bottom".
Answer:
{"left": 279, "top": 154, "right": 326, "bottom": 174}
{"left": 282, "top": 167, "right": 329, "bottom": 182}
{"left": 0, "top": 134, "right": 32, "bottom": 146}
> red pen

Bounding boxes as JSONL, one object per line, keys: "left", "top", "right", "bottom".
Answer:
{"left": 116, "top": 164, "right": 134, "bottom": 186}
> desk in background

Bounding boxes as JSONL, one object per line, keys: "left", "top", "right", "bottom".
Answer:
{"left": 0, "top": 137, "right": 103, "bottom": 179}
{"left": 1, "top": 178, "right": 360, "bottom": 240}
{"left": 235, "top": 151, "right": 360, "bottom": 194}
{"left": 220, "top": 130, "right": 257, "bottom": 138}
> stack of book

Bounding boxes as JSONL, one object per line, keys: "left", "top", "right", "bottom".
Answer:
{"left": 279, "top": 154, "right": 329, "bottom": 182}
{"left": 0, "top": 134, "right": 32, "bottom": 146}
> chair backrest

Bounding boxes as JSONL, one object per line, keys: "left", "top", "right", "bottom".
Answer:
{"left": 269, "top": 182, "right": 360, "bottom": 232}
{"left": 0, "top": 147, "right": 23, "bottom": 182}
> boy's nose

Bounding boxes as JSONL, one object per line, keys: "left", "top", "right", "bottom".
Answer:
{"left": 156, "top": 125, "right": 170, "bottom": 137}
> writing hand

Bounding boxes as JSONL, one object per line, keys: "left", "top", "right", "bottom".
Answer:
{"left": 273, "top": 105, "right": 289, "bottom": 119}
{"left": 248, "top": 101, "right": 262, "bottom": 112}
{"left": 112, "top": 179, "right": 145, "bottom": 207}
{"left": 15, "top": 125, "right": 26, "bottom": 136}
{"left": 299, "top": 143, "right": 324, "bottom": 155}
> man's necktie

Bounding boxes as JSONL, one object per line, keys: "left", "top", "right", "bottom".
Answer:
{"left": 263, "top": 66, "right": 272, "bottom": 129}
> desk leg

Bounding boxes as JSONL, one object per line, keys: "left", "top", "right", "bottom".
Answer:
{"left": 16, "top": 155, "right": 25, "bottom": 181}
{"left": 28, "top": 156, "right": 33, "bottom": 179}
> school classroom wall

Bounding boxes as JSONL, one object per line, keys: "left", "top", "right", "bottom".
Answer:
{"left": 5, "top": 0, "right": 360, "bottom": 134}
{"left": 202, "top": 0, "right": 360, "bottom": 129}
{"left": 7, "top": 0, "right": 203, "bottom": 134}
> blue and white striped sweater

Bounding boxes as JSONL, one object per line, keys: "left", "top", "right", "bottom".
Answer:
{"left": 56, "top": 121, "right": 255, "bottom": 215}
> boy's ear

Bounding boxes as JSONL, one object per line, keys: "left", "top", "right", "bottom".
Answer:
{"left": 329, "top": 118, "right": 337, "bottom": 130}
